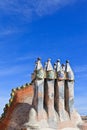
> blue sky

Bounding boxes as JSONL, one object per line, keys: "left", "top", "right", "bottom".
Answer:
{"left": 0, "top": 0, "right": 87, "bottom": 116}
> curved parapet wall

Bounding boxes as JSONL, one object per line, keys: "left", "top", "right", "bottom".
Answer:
{"left": 0, "top": 83, "right": 34, "bottom": 130}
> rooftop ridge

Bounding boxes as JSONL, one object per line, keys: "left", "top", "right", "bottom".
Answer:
{"left": 0, "top": 82, "right": 31, "bottom": 121}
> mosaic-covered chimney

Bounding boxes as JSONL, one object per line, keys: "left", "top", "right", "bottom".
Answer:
{"left": 0, "top": 58, "right": 83, "bottom": 130}
{"left": 21, "top": 58, "right": 82, "bottom": 130}
{"left": 32, "top": 58, "right": 75, "bottom": 121}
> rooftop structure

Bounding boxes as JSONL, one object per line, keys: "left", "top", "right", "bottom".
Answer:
{"left": 0, "top": 58, "right": 86, "bottom": 130}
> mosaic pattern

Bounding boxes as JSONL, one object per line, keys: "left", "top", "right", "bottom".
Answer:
{"left": 57, "top": 71, "right": 65, "bottom": 80}
{"left": 66, "top": 72, "right": 74, "bottom": 81}
{"left": 47, "top": 71, "right": 54, "bottom": 79}
{"left": 36, "top": 69, "right": 44, "bottom": 79}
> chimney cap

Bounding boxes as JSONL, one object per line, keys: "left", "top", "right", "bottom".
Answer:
{"left": 62, "top": 64, "right": 65, "bottom": 66}
{"left": 66, "top": 60, "right": 69, "bottom": 63}
{"left": 37, "top": 57, "right": 41, "bottom": 61}
{"left": 54, "top": 63, "right": 57, "bottom": 65}
{"left": 47, "top": 58, "right": 51, "bottom": 61}
{"left": 57, "top": 59, "right": 60, "bottom": 62}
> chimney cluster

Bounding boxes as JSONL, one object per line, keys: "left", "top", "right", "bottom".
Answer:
{"left": 32, "top": 58, "right": 74, "bottom": 123}
{"left": 32, "top": 58, "right": 74, "bottom": 81}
